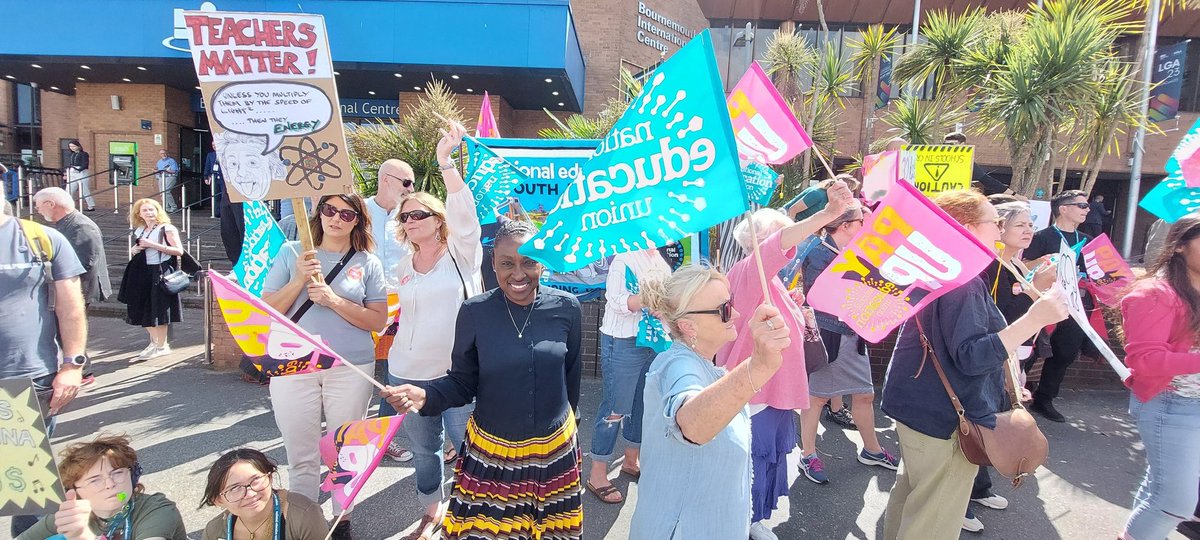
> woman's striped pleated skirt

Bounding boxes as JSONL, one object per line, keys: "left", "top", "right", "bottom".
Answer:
{"left": 443, "top": 412, "right": 583, "bottom": 539}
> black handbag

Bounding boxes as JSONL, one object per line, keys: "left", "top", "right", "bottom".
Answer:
{"left": 158, "top": 267, "right": 190, "bottom": 294}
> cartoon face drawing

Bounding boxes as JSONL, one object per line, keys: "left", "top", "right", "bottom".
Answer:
{"left": 265, "top": 321, "right": 316, "bottom": 360}
{"left": 216, "top": 131, "right": 286, "bottom": 200}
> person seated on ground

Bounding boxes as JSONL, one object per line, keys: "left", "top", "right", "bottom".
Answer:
{"left": 201, "top": 448, "right": 330, "bottom": 540}
{"left": 17, "top": 435, "right": 187, "bottom": 540}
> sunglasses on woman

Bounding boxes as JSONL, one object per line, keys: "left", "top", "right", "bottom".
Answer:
{"left": 684, "top": 299, "right": 733, "bottom": 323}
{"left": 1061, "top": 202, "right": 1090, "bottom": 210}
{"left": 319, "top": 203, "right": 360, "bottom": 223}
{"left": 399, "top": 209, "right": 435, "bottom": 223}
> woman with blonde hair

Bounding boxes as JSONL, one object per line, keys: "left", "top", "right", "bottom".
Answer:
{"left": 16, "top": 434, "right": 187, "bottom": 540}
{"left": 385, "top": 120, "right": 483, "bottom": 540}
{"left": 118, "top": 198, "right": 184, "bottom": 359}
{"left": 628, "top": 263, "right": 792, "bottom": 540}
{"left": 881, "top": 189, "right": 1069, "bottom": 540}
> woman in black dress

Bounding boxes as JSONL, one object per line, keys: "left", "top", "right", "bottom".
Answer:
{"left": 118, "top": 198, "right": 183, "bottom": 359}
{"left": 383, "top": 220, "right": 584, "bottom": 540}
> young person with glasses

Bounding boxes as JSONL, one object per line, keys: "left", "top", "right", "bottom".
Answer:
{"left": 17, "top": 435, "right": 187, "bottom": 540}
{"left": 261, "top": 192, "right": 388, "bottom": 540}
{"left": 201, "top": 448, "right": 330, "bottom": 540}
{"left": 628, "top": 263, "right": 791, "bottom": 540}
{"left": 384, "top": 120, "right": 483, "bottom": 540}
{"left": 1021, "top": 189, "right": 1094, "bottom": 423}
{"left": 714, "top": 179, "right": 853, "bottom": 540}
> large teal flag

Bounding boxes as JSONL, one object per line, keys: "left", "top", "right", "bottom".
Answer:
{"left": 520, "top": 30, "right": 748, "bottom": 272}
{"left": 233, "top": 201, "right": 285, "bottom": 296}
{"left": 1143, "top": 159, "right": 1200, "bottom": 223}
{"left": 463, "top": 138, "right": 529, "bottom": 225}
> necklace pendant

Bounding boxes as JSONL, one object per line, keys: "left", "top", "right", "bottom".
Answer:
{"left": 518, "top": 332, "right": 523, "bottom": 339}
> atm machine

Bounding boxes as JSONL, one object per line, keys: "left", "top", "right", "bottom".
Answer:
{"left": 109, "top": 141, "right": 138, "bottom": 185}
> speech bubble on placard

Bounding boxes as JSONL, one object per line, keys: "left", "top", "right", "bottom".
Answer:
{"left": 210, "top": 81, "right": 333, "bottom": 155}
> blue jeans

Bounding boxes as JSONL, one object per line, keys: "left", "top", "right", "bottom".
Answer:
{"left": 1126, "top": 391, "right": 1200, "bottom": 539}
{"left": 390, "top": 374, "right": 474, "bottom": 507}
{"left": 590, "top": 334, "right": 656, "bottom": 463}
{"left": 11, "top": 374, "right": 57, "bottom": 538}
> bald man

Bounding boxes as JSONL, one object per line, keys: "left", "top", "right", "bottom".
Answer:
{"left": 33, "top": 187, "right": 110, "bottom": 304}
{"left": 368, "top": 159, "right": 416, "bottom": 290}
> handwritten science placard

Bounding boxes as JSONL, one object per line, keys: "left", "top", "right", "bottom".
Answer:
{"left": 0, "top": 379, "right": 64, "bottom": 517}
{"left": 184, "top": 11, "right": 354, "bottom": 203}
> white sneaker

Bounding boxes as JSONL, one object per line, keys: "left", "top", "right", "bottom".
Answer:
{"left": 385, "top": 441, "right": 414, "bottom": 462}
{"left": 749, "top": 521, "right": 779, "bottom": 540}
{"left": 148, "top": 344, "right": 171, "bottom": 358}
{"left": 136, "top": 343, "right": 157, "bottom": 359}
{"left": 962, "top": 512, "right": 985, "bottom": 533}
{"left": 971, "top": 493, "right": 1009, "bottom": 510}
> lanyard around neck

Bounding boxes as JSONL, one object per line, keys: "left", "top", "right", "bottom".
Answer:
{"left": 100, "top": 495, "right": 134, "bottom": 540}
{"left": 226, "top": 491, "right": 281, "bottom": 540}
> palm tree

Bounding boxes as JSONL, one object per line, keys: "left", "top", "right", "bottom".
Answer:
{"left": 876, "top": 93, "right": 961, "bottom": 146}
{"left": 847, "top": 25, "right": 901, "bottom": 159}
{"left": 346, "top": 79, "right": 465, "bottom": 199}
{"left": 970, "top": 0, "right": 1136, "bottom": 195}
{"left": 761, "top": 26, "right": 818, "bottom": 181}
{"left": 1070, "top": 60, "right": 1155, "bottom": 194}
{"left": 892, "top": 8, "right": 986, "bottom": 101}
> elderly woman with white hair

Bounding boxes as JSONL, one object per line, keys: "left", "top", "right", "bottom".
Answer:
{"left": 629, "top": 264, "right": 791, "bottom": 540}
{"left": 714, "top": 177, "right": 854, "bottom": 540}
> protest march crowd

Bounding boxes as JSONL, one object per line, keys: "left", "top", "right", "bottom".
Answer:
{"left": 3, "top": 19, "right": 1200, "bottom": 540}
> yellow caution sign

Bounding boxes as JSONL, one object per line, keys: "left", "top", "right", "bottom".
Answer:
{"left": 905, "top": 144, "right": 975, "bottom": 195}
{"left": 0, "top": 379, "right": 64, "bottom": 517}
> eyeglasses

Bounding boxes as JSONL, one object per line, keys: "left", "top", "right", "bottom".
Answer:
{"left": 1061, "top": 202, "right": 1090, "bottom": 210}
{"left": 220, "top": 474, "right": 271, "bottom": 503}
{"left": 384, "top": 173, "right": 415, "bottom": 189}
{"left": 75, "top": 467, "right": 130, "bottom": 491}
{"left": 398, "top": 209, "right": 435, "bottom": 223}
{"left": 971, "top": 217, "right": 1005, "bottom": 227}
{"left": 684, "top": 299, "right": 733, "bottom": 323}
{"left": 319, "top": 203, "right": 359, "bottom": 223}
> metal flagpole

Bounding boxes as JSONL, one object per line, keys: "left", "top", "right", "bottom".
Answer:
{"left": 1122, "top": 0, "right": 1161, "bottom": 257}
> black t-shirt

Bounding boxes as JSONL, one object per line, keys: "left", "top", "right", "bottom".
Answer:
{"left": 1025, "top": 226, "right": 1094, "bottom": 310}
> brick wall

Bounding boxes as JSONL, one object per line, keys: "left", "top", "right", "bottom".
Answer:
{"left": 39, "top": 90, "right": 77, "bottom": 168}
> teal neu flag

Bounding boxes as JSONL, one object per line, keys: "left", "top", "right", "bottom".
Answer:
{"left": 1142, "top": 159, "right": 1200, "bottom": 223}
{"left": 625, "top": 265, "right": 672, "bottom": 353}
{"left": 742, "top": 161, "right": 779, "bottom": 206}
{"left": 520, "top": 30, "right": 748, "bottom": 272}
{"left": 233, "top": 201, "right": 285, "bottom": 297}
{"left": 463, "top": 138, "right": 530, "bottom": 224}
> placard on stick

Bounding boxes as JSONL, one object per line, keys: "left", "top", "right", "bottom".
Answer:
{"left": 183, "top": 11, "right": 354, "bottom": 203}
{"left": 905, "top": 144, "right": 974, "bottom": 195}
{"left": 0, "top": 379, "right": 65, "bottom": 517}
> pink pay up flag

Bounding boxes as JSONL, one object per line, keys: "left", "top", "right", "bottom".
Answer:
{"left": 806, "top": 180, "right": 997, "bottom": 343}
{"left": 727, "top": 61, "right": 812, "bottom": 165}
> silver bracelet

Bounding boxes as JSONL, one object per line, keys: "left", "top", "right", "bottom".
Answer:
{"left": 438, "top": 161, "right": 456, "bottom": 171}
{"left": 746, "top": 359, "right": 761, "bottom": 393}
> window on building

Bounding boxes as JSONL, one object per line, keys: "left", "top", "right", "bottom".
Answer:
{"left": 14, "top": 83, "right": 39, "bottom": 126}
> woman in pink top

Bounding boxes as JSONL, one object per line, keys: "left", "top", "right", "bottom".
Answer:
{"left": 716, "top": 178, "right": 853, "bottom": 540}
{"left": 1119, "top": 214, "right": 1200, "bottom": 540}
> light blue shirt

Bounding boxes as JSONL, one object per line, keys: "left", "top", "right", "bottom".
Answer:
{"left": 155, "top": 157, "right": 178, "bottom": 174}
{"left": 365, "top": 196, "right": 410, "bottom": 291}
{"left": 630, "top": 343, "right": 752, "bottom": 540}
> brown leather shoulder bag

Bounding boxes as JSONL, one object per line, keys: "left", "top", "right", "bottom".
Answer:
{"left": 915, "top": 318, "right": 1048, "bottom": 488}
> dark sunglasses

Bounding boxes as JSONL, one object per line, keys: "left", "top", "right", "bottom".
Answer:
{"left": 398, "top": 209, "right": 435, "bottom": 223}
{"left": 684, "top": 299, "right": 733, "bottom": 323}
{"left": 1061, "top": 202, "right": 1090, "bottom": 209}
{"left": 384, "top": 173, "right": 415, "bottom": 189}
{"left": 319, "top": 203, "right": 359, "bottom": 223}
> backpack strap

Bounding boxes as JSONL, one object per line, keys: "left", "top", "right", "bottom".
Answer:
{"left": 16, "top": 219, "right": 56, "bottom": 310}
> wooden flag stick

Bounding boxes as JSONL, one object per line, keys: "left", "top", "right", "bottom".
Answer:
{"left": 291, "top": 197, "right": 324, "bottom": 284}
{"left": 810, "top": 145, "right": 838, "bottom": 180}
{"left": 322, "top": 508, "right": 351, "bottom": 540}
{"left": 743, "top": 210, "right": 774, "bottom": 307}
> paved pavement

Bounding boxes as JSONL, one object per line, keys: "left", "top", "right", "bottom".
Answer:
{"left": 2, "top": 313, "right": 1186, "bottom": 539}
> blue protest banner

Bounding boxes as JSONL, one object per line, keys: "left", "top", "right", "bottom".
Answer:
{"left": 1140, "top": 163, "right": 1200, "bottom": 223}
{"left": 742, "top": 161, "right": 779, "bottom": 206}
{"left": 233, "top": 201, "right": 285, "bottom": 296}
{"left": 462, "top": 138, "right": 529, "bottom": 225}
{"left": 521, "top": 30, "right": 747, "bottom": 272}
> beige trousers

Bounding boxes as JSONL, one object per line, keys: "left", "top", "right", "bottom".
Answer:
{"left": 883, "top": 421, "right": 978, "bottom": 540}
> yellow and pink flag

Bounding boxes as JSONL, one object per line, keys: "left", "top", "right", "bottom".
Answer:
{"left": 475, "top": 91, "right": 500, "bottom": 138}
{"left": 727, "top": 61, "right": 812, "bottom": 165}
{"left": 1080, "top": 234, "right": 1135, "bottom": 306}
{"left": 209, "top": 272, "right": 343, "bottom": 377}
{"left": 320, "top": 415, "right": 404, "bottom": 509}
{"left": 806, "top": 180, "right": 996, "bottom": 342}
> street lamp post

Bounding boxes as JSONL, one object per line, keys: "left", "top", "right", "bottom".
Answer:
{"left": 1123, "top": 0, "right": 1162, "bottom": 257}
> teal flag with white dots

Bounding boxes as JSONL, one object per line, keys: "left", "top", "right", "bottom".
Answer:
{"left": 520, "top": 29, "right": 748, "bottom": 273}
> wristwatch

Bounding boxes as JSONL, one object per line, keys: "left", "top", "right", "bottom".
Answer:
{"left": 61, "top": 354, "right": 88, "bottom": 369}
{"left": 438, "top": 161, "right": 456, "bottom": 171}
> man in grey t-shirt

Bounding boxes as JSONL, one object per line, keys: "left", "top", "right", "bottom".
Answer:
{"left": 0, "top": 183, "right": 89, "bottom": 538}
